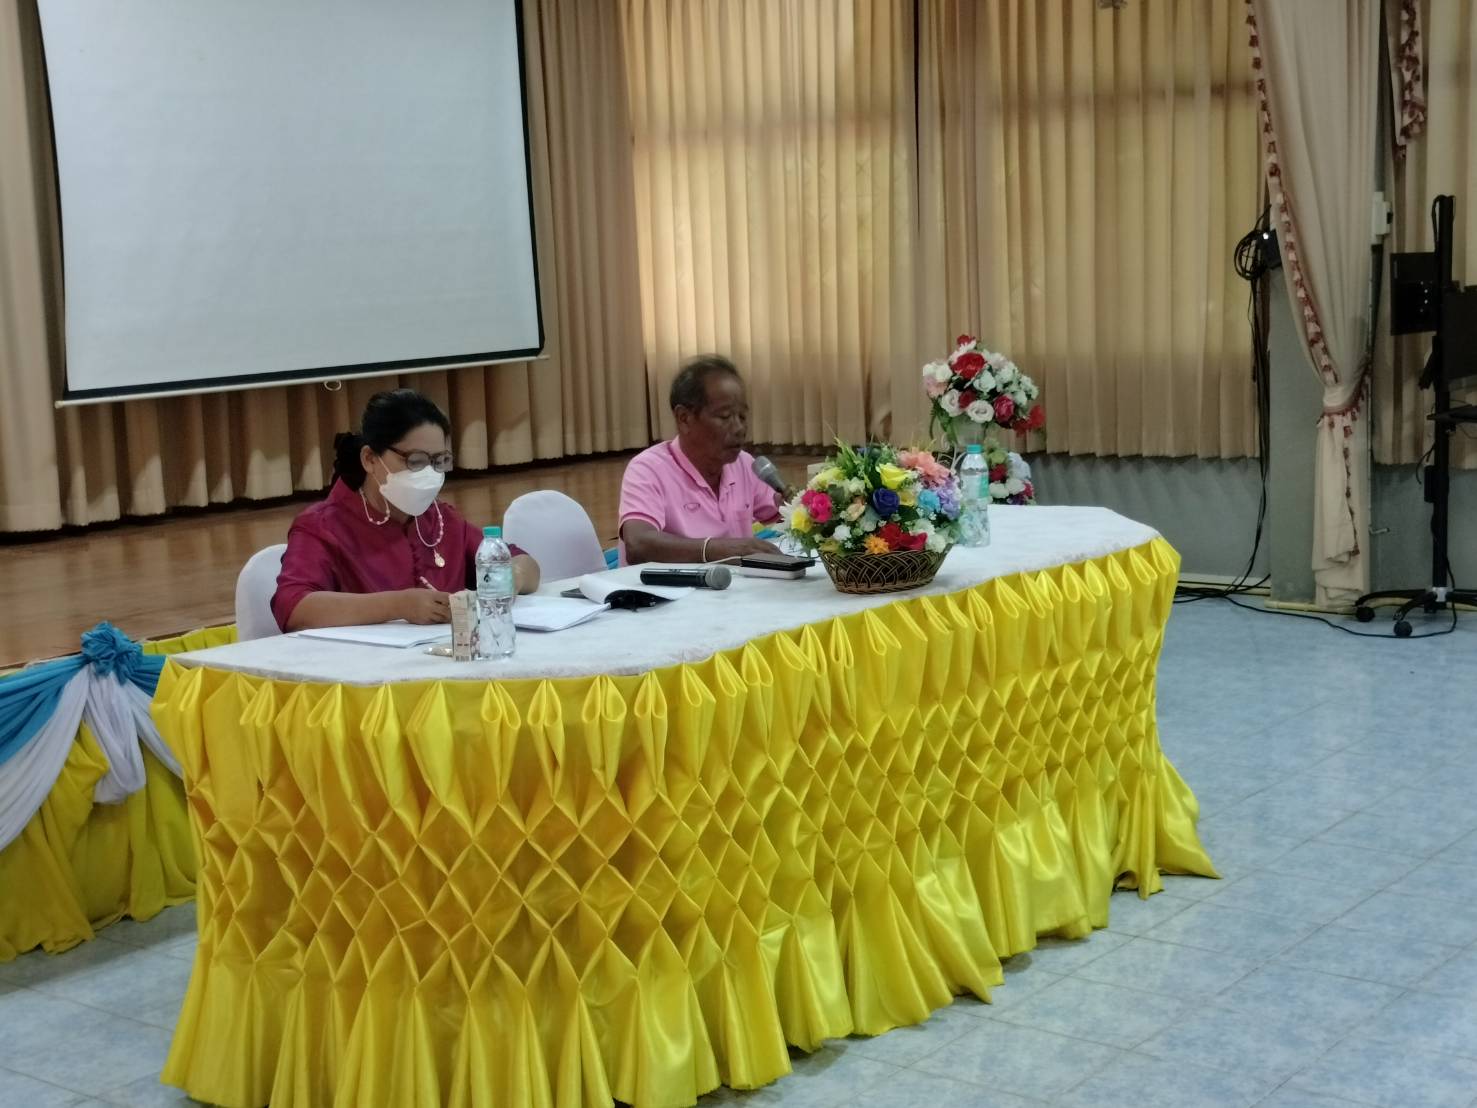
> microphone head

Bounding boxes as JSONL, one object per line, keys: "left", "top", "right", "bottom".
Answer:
{"left": 751, "top": 455, "right": 787, "bottom": 495}
{"left": 703, "top": 565, "right": 733, "bottom": 590}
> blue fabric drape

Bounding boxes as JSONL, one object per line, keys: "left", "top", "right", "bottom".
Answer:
{"left": 0, "top": 624, "right": 162, "bottom": 767}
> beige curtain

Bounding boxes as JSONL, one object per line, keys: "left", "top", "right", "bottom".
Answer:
{"left": 1249, "top": 0, "right": 1381, "bottom": 606}
{"left": 619, "top": 0, "right": 919, "bottom": 446}
{"left": 1373, "top": 0, "right": 1477, "bottom": 469}
{"left": 916, "top": 0, "right": 1260, "bottom": 458}
{"left": 0, "top": 0, "right": 647, "bottom": 534}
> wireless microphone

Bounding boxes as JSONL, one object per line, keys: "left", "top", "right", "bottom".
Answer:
{"left": 639, "top": 566, "right": 733, "bottom": 590}
{"left": 751, "top": 455, "right": 790, "bottom": 497}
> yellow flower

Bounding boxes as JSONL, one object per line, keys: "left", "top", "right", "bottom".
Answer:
{"left": 812, "top": 466, "right": 843, "bottom": 488}
{"left": 898, "top": 486, "right": 918, "bottom": 507}
{"left": 820, "top": 538, "right": 840, "bottom": 554}
{"left": 878, "top": 463, "right": 909, "bottom": 490}
{"left": 863, "top": 534, "right": 890, "bottom": 554}
{"left": 790, "top": 505, "right": 813, "bottom": 533}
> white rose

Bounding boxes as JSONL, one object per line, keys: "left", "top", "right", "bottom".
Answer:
{"left": 940, "top": 390, "right": 963, "bottom": 417}
{"left": 1010, "top": 388, "right": 1029, "bottom": 407}
{"left": 926, "top": 530, "right": 949, "bottom": 552}
{"left": 933, "top": 363, "right": 954, "bottom": 384}
{"left": 985, "top": 351, "right": 1008, "bottom": 371}
{"left": 975, "top": 369, "right": 997, "bottom": 392}
{"left": 965, "top": 399, "right": 994, "bottom": 423}
{"left": 1005, "top": 477, "right": 1026, "bottom": 495}
{"left": 859, "top": 508, "right": 880, "bottom": 532}
{"left": 988, "top": 481, "right": 1008, "bottom": 499}
{"left": 831, "top": 524, "right": 851, "bottom": 544}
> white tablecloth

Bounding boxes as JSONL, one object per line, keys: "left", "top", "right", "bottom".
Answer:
{"left": 172, "top": 506, "right": 1159, "bottom": 685}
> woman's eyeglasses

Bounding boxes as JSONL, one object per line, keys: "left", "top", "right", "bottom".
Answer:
{"left": 387, "top": 447, "right": 454, "bottom": 473}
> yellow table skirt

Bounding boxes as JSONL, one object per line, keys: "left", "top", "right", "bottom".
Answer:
{"left": 154, "top": 539, "right": 1215, "bottom": 1108}
{"left": 0, "top": 625, "right": 236, "bottom": 961}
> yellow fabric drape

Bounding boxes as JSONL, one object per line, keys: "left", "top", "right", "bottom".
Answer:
{"left": 1373, "top": 0, "right": 1477, "bottom": 468}
{"left": 915, "top": 0, "right": 1260, "bottom": 459}
{"left": 0, "top": 0, "right": 647, "bottom": 533}
{"left": 0, "top": 624, "right": 234, "bottom": 961}
{"left": 153, "top": 540, "right": 1214, "bottom": 1108}
{"left": 619, "top": 0, "right": 920, "bottom": 446}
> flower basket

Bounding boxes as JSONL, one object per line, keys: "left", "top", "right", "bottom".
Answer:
{"left": 819, "top": 546, "right": 948, "bottom": 595}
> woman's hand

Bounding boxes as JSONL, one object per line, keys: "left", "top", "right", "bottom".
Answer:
{"left": 397, "top": 588, "right": 452, "bottom": 624}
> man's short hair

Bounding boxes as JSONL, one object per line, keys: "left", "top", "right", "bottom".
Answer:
{"left": 670, "top": 354, "right": 741, "bottom": 413}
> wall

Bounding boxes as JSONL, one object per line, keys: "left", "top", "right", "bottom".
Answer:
{"left": 1265, "top": 269, "right": 1323, "bottom": 603}
{"left": 1370, "top": 467, "right": 1477, "bottom": 590}
{"left": 1031, "top": 454, "right": 1266, "bottom": 581}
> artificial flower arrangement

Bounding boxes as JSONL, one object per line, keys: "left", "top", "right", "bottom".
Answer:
{"left": 780, "top": 440, "right": 962, "bottom": 557}
{"left": 922, "top": 333, "right": 1045, "bottom": 505}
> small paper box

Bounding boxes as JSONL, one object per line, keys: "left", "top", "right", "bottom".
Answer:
{"left": 450, "top": 590, "right": 478, "bottom": 662}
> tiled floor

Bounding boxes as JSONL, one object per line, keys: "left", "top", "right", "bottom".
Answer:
{"left": 3, "top": 600, "right": 1476, "bottom": 1107}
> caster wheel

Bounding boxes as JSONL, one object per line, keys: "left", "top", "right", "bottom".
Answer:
{"left": 1394, "top": 620, "right": 1413, "bottom": 638}
{"left": 1355, "top": 605, "right": 1375, "bottom": 623}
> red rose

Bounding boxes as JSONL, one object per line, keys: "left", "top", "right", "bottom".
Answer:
{"left": 993, "top": 395, "right": 1016, "bottom": 423}
{"left": 955, "top": 351, "right": 985, "bottom": 375}
{"left": 958, "top": 364, "right": 981, "bottom": 382}
{"left": 990, "top": 464, "right": 1008, "bottom": 482}
{"left": 1022, "top": 481, "right": 1034, "bottom": 499}
{"left": 958, "top": 388, "right": 978, "bottom": 408}
{"left": 955, "top": 334, "right": 975, "bottom": 347}
{"left": 879, "top": 522, "right": 907, "bottom": 549}
{"left": 907, "top": 532, "right": 928, "bottom": 551}
{"left": 1025, "top": 404, "right": 1045, "bottom": 430}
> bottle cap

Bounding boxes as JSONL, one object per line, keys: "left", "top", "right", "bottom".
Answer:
{"left": 484, "top": 525, "right": 501, "bottom": 538}
{"left": 966, "top": 444, "right": 983, "bottom": 454}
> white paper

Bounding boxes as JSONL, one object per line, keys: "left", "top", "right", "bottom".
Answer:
{"left": 513, "top": 597, "right": 608, "bottom": 632}
{"left": 575, "top": 571, "right": 688, "bottom": 605}
{"left": 293, "top": 623, "right": 452, "bottom": 649}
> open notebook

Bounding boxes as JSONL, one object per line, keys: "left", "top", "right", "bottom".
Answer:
{"left": 292, "top": 596, "right": 609, "bottom": 647}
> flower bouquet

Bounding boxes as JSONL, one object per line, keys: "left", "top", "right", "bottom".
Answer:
{"left": 922, "top": 335, "right": 1044, "bottom": 504}
{"left": 780, "top": 441, "right": 962, "bottom": 594}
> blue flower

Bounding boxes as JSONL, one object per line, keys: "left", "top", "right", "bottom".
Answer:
{"left": 917, "top": 489, "right": 941, "bottom": 515}
{"left": 871, "top": 487, "right": 900, "bottom": 517}
{"left": 936, "top": 484, "right": 961, "bottom": 519}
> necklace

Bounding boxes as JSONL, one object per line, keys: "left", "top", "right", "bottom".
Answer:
{"left": 359, "top": 488, "right": 391, "bottom": 526}
{"left": 414, "top": 501, "right": 447, "bottom": 567}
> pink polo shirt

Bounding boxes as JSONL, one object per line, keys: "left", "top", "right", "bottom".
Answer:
{"left": 271, "top": 478, "right": 525, "bottom": 631}
{"left": 618, "top": 439, "right": 781, "bottom": 563}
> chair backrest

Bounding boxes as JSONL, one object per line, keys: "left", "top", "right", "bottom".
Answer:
{"left": 503, "top": 490, "right": 606, "bottom": 582}
{"left": 235, "top": 544, "right": 288, "bottom": 641}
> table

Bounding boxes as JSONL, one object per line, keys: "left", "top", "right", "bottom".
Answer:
{"left": 153, "top": 506, "right": 1215, "bottom": 1108}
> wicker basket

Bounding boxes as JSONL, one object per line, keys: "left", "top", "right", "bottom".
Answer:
{"left": 819, "top": 547, "right": 949, "bottom": 595}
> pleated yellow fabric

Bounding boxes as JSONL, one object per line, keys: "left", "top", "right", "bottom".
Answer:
{"left": 154, "top": 541, "right": 1214, "bottom": 1108}
{"left": 0, "top": 624, "right": 235, "bottom": 960}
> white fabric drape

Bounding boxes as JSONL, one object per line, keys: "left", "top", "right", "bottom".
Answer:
{"left": 1248, "top": 0, "right": 1381, "bottom": 607}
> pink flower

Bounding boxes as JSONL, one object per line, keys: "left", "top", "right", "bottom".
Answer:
{"left": 993, "top": 395, "right": 1016, "bottom": 423}
{"left": 924, "top": 374, "right": 948, "bottom": 398}
{"left": 800, "top": 488, "right": 833, "bottom": 523}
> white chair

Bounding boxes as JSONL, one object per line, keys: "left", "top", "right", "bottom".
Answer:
{"left": 503, "top": 491, "right": 607, "bottom": 582}
{"left": 235, "top": 543, "right": 288, "bottom": 641}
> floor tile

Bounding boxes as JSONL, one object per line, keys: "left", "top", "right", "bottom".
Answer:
{"left": 27, "top": 946, "right": 194, "bottom": 1022}
{"left": 1001, "top": 930, "right": 1129, "bottom": 975}
{"left": 1055, "top": 1051, "right": 1274, "bottom": 1108}
{"left": 1205, "top": 871, "right": 1371, "bottom": 926}
{"left": 1412, "top": 946, "right": 1477, "bottom": 999}
{"left": 1265, "top": 840, "right": 1419, "bottom": 896}
{"left": 1136, "top": 1003, "right": 1344, "bottom": 1084}
{"left": 0, "top": 1068, "right": 84, "bottom": 1108}
{"left": 1215, "top": 963, "right": 1401, "bottom": 1034}
{"left": 841, "top": 1005, "right": 976, "bottom": 1067}
{"left": 1074, "top": 936, "right": 1258, "bottom": 1000}
{"left": 1316, "top": 809, "right": 1473, "bottom": 860}
{"left": 989, "top": 976, "right": 1192, "bottom": 1049}
{"left": 957, "top": 969, "right": 1064, "bottom": 1015}
{"left": 97, "top": 906, "right": 198, "bottom": 952}
{"left": 1102, "top": 890, "right": 1195, "bottom": 936}
{"left": 1359, "top": 992, "right": 1477, "bottom": 1060}
{"left": 1332, "top": 889, "right": 1477, "bottom": 948}
{"left": 911, "top": 1019, "right": 1121, "bottom": 1101}
{"left": 1388, "top": 858, "right": 1477, "bottom": 907}
{"left": 1253, "top": 1088, "right": 1368, "bottom": 1108}
{"left": 1287, "top": 1036, "right": 1477, "bottom": 1108}
{"left": 844, "top": 1069, "right": 1040, "bottom": 1108}
{"left": 1274, "top": 924, "right": 1459, "bottom": 988}
{"left": 706, "top": 1047, "right": 898, "bottom": 1107}
{"left": 1144, "top": 901, "right": 1315, "bottom": 962}
{"left": 100, "top": 1070, "right": 203, "bottom": 1107}
{"left": 0, "top": 1000, "right": 171, "bottom": 1097}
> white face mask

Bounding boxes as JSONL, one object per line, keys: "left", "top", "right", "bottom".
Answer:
{"left": 376, "top": 461, "right": 444, "bottom": 517}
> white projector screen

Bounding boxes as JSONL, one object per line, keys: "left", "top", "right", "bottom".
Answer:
{"left": 38, "top": 0, "right": 542, "bottom": 401}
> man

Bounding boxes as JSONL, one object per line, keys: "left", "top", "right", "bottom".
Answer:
{"left": 620, "top": 355, "right": 784, "bottom": 564}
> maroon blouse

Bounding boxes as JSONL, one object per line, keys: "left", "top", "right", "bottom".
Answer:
{"left": 271, "top": 479, "right": 525, "bottom": 631}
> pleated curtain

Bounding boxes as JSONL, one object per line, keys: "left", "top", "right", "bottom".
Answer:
{"left": 1372, "top": 0, "right": 1477, "bottom": 469}
{"left": 915, "top": 0, "right": 1260, "bottom": 459}
{"left": 0, "top": 0, "right": 649, "bottom": 533}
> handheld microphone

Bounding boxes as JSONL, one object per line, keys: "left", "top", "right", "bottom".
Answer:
{"left": 751, "top": 455, "right": 790, "bottom": 497}
{"left": 639, "top": 566, "right": 733, "bottom": 590}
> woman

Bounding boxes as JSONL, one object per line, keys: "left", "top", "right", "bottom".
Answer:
{"left": 272, "top": 389, "right": 539, "bottom": 632}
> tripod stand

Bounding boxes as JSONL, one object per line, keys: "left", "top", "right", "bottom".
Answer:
{"left": 1355, "top": 195, "right": 1477, "bottom": 636}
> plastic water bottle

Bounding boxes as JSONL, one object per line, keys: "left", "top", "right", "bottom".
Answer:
{"left": 958, "top": 444, "right": 991, "bottom": 548}
{"left": 474, "top": 525, "right": 516, "bottom": 658}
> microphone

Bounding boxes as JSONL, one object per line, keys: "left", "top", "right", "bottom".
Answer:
{"left": 751, "top": 455, "right": 790, "bottom": 497}
{"left": 639, "top": 566, "right": 733, "bottom": 590}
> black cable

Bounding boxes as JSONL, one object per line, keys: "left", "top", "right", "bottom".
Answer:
{"left": 1205, "top": 592, "right": 1461, "bottom": 638}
